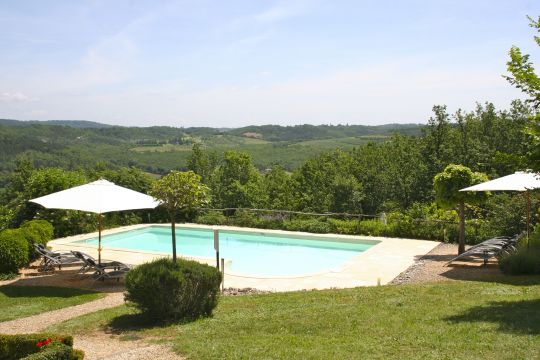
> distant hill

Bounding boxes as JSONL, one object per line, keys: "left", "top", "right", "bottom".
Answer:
{"left": 227, "top": 123, "right": 422, "bottom": 141}
{"left": 0, "top": 119, "right": 426, "bottom": 175}
{"left": 0, "top": 119, "right": 112, "bottom": 129}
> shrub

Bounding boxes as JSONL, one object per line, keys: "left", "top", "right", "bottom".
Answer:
{"left": 125, "top": 258, "right": 222, "bottom": 322}
{"left": 20, "top": 220, "right": 54, "bottom": 261}
{"left": 355, "top": 219, "right": 388, "bottom": 237}
{"left": 0, "top": 334, "right": 81, "bottom": 360}
{"left": 0, "top": 229, "right": 29, "bottom": 274}
{"left": 499, "top": 249, "right": 540, "bottom": 275}
{"left": 282, "top": 218, "right": 334, "bottom": 233}
{"left": 327, "top": 218, "right": 360, "bottom": 235}
{"left": 499, "top": 235, "right": 540, "bottom": 275}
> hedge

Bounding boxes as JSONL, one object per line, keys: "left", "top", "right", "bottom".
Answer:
{"left": 0, "top": 229, "right": 29, "bottom": 274}
{"left": 0, "top": 333, "right": 83, "bottom": 360}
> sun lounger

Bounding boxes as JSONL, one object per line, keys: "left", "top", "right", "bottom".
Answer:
{"left": 34, "top": 244, "right": 82, "bottom": 270}
{"left": 93, "top": 268, "right": 130, "bottom": 282}
{"left": 84, "top": 257, "right": 131, "bottom": 282}
{"left": 447, "top": 234, "right": 521, "bottom": 265}
{"left": 71, "top": 251, "right": 129, "bottom": 274}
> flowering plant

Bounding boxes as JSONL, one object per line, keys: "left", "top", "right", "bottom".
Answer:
{"left": 36, "top": 337, "right": 65, "bottom": 348}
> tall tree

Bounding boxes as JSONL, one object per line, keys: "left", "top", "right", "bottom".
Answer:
{"left": 504, "top": 15, "right": 540, "bottom": 171}
{"left": 211, "top": 151, "right": 263, "bottom": 211}
{"left": 434, "top": 164, "right": 488, "bottom": 254}
{"left": 263, "top": 166, "right": 294, "bottom": 210}
{"left": 150, "top": 171, "right": 209, "bottom": 262}
{"left": 187, "top": 143, "right": 218, "bottom": 183}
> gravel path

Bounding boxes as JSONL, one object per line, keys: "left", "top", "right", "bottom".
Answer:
{"left": 0, "top": 291, "right": 183, "bottom": 360}
{"left": 0, "top": 292, "right": 124, "bottom": 334}
{"left": 390, "top": 243, "right": 503, "bottom": 284}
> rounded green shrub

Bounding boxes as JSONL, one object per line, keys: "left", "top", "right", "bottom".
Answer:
{"left": 0, "top": 229, "right": 29, "bottom": 274}
{"left": 499, "top": 249, "right": 540, "bottom": 275}
{"left": 125, "top": 258, "right": 222, "bottom": 321}
{"left": 20, "top": 220, "right": 54, "bottom": 261}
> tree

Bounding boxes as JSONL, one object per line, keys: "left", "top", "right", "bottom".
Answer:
{"left": 434, "top": 164, "right": 489, "bottom": 254}
{"left": 327, "top": 174, "right": 364, "bottom": 213}
{"left": 187, "top": 143, "right": 218, "bottom": 183}
{"left": 211, "top": 151, "right": 263, "bottom": 211}
{"left": 150, "top": 171, "right": 209, "bottom": 262}
{"left": 504, "top": 15, "right": 540, "bottom": 171}
{"left": 263, "top": 166, "right": 294, "bottom": 210}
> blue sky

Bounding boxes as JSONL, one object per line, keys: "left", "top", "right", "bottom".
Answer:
{"left": 0, "top": 0, "right": 539, "bottom": 127}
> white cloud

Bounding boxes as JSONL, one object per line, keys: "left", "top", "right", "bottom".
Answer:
{"left": 0, "top": 92, "right": 30, "bottom": 102}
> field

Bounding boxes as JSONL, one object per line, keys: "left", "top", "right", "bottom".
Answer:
{"left": 49, "top": 278, "right": 540, "bottom": 359}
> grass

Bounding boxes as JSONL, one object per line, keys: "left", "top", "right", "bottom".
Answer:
{"left": 48, "top": 278, "right": 540, "bottom": 359}
{"left": 0, "top": 285, "right": 103, "bottom": 322}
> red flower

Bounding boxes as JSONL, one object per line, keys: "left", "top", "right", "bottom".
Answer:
{"left": 36, "top": 341, "right": 43, "bottom": 347}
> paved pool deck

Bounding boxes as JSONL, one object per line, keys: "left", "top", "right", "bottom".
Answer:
{"left": 49, "top": 224, "right": 440, "bottom": 292}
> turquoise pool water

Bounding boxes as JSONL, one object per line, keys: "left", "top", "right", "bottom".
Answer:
{"left": 75, "top": 226, "right": 379, "bottom": 276}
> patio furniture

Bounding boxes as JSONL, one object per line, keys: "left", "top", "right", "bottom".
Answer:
{"left": 71, "top": 250, "right": 130, "bottom": 274}
{"left": 85, "top": 257, "right": 131, "bottom": 282}
{"left": 34, "top": 244, "right": 82, "bottom": 270}
{"left": 447, "top": 234, "right": 521, "bottom": 265}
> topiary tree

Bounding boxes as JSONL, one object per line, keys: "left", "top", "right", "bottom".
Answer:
{"left": 434, "top": 164, "right": 489, "bottom": 254}
{"left": 0, "top": 229, "right": 29, "bottom": 274}
{"left": 125, "top": 258, "right": 222, "bottom": 322}
{"left": 149, "top": 171, "right": 209, "bottom": 262}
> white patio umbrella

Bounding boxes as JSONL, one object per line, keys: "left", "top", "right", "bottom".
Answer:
{"left": 460, "top": 171, "right": 540, "bottom": 246}
{"left": 30, "top": 179, "right": 159, "bottom": 263}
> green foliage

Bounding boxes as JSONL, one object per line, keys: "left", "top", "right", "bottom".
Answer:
{"left": 125, "top": 258, "right": 222, "bottom": 322}
{"left": 150, "top": 171, "right": 210, "bottom": 261}
{"left": 20, "top": 220, "right": 54, "bottom": 260}
{"left": 187, "top": 143, "right": 219, "bottom": 183}
{"left": 8, "top": 168, "right": 88, "bottom": 236}
{"left": 0, "top": 229, "right": 29, "bottom": 274}
{"left": 211, "top": 151, "right": 263, "bottom": 209}
{"left": 282, "top": 218, "right": 334, "bottom": 233}
{"left": 499, "top": 231, "right": 540, "bottom": 275}
{"left": 433, "top": 164, "right": 489, "bottom": 209}
{"left": 195, "top": 211, "right": 227, "bottom": 225}
{"left": 505, "top": 16, "right": 540, "bottom": 171}
{"left": 150, "top": 171, "right": 209, "bottom": 216}
{"left": 0, "top": 334, "right": 76, "bottom": 360}
{"left": 262, "top": 166, "right": 294, "bottom": 210}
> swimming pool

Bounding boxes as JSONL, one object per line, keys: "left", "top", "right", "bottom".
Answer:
{"left": 75, "top": 226, "right": 380, "bottom": 277}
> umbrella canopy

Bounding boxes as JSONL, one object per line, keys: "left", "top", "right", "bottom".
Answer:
{"left": 460, "top": 171, "right": 540, "bottom": 246}
{"left": 30, "top": 179, "right": 159, "bottom": 263}
{"left": 30, "top": 179, "right": 158, "bottom": 213}
{"left": 460, "top": 171, "right": 540, "bottom": 192}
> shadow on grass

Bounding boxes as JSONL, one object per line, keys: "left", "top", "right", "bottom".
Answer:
{"left": 0, "top": 285, "right": 97, "bottom": 298}
{"left": 446, "top": 299, "right": 540, "bottom": 335}
{"left": 107, "top": 311, "right": 196, "bottom": 333}
{"left": 440, "top": 266, "right": 540, "bottom": 286}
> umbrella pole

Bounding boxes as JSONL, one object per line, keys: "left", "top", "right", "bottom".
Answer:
{"left": 98, "top": 214, "right": 103, "bottom": 265}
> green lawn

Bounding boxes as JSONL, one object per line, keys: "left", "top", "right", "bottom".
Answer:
{"left": 48, "top": 278, "right": 540, "bottom": 359}
{"left": 0, "top": 286, "right": 103, "bottom": 322}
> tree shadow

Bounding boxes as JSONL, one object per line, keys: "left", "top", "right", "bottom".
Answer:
{"left": 440, "top": 266, "right": 540, "bottom": 286}
{"left": 0, "top": 284, "right": 97, "bottom": 298}
{"left": 107, "top": 312, "right": 196, "bottom": 333}
{"left": 446, "top": 299, "right": 540, "bottom": 335}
